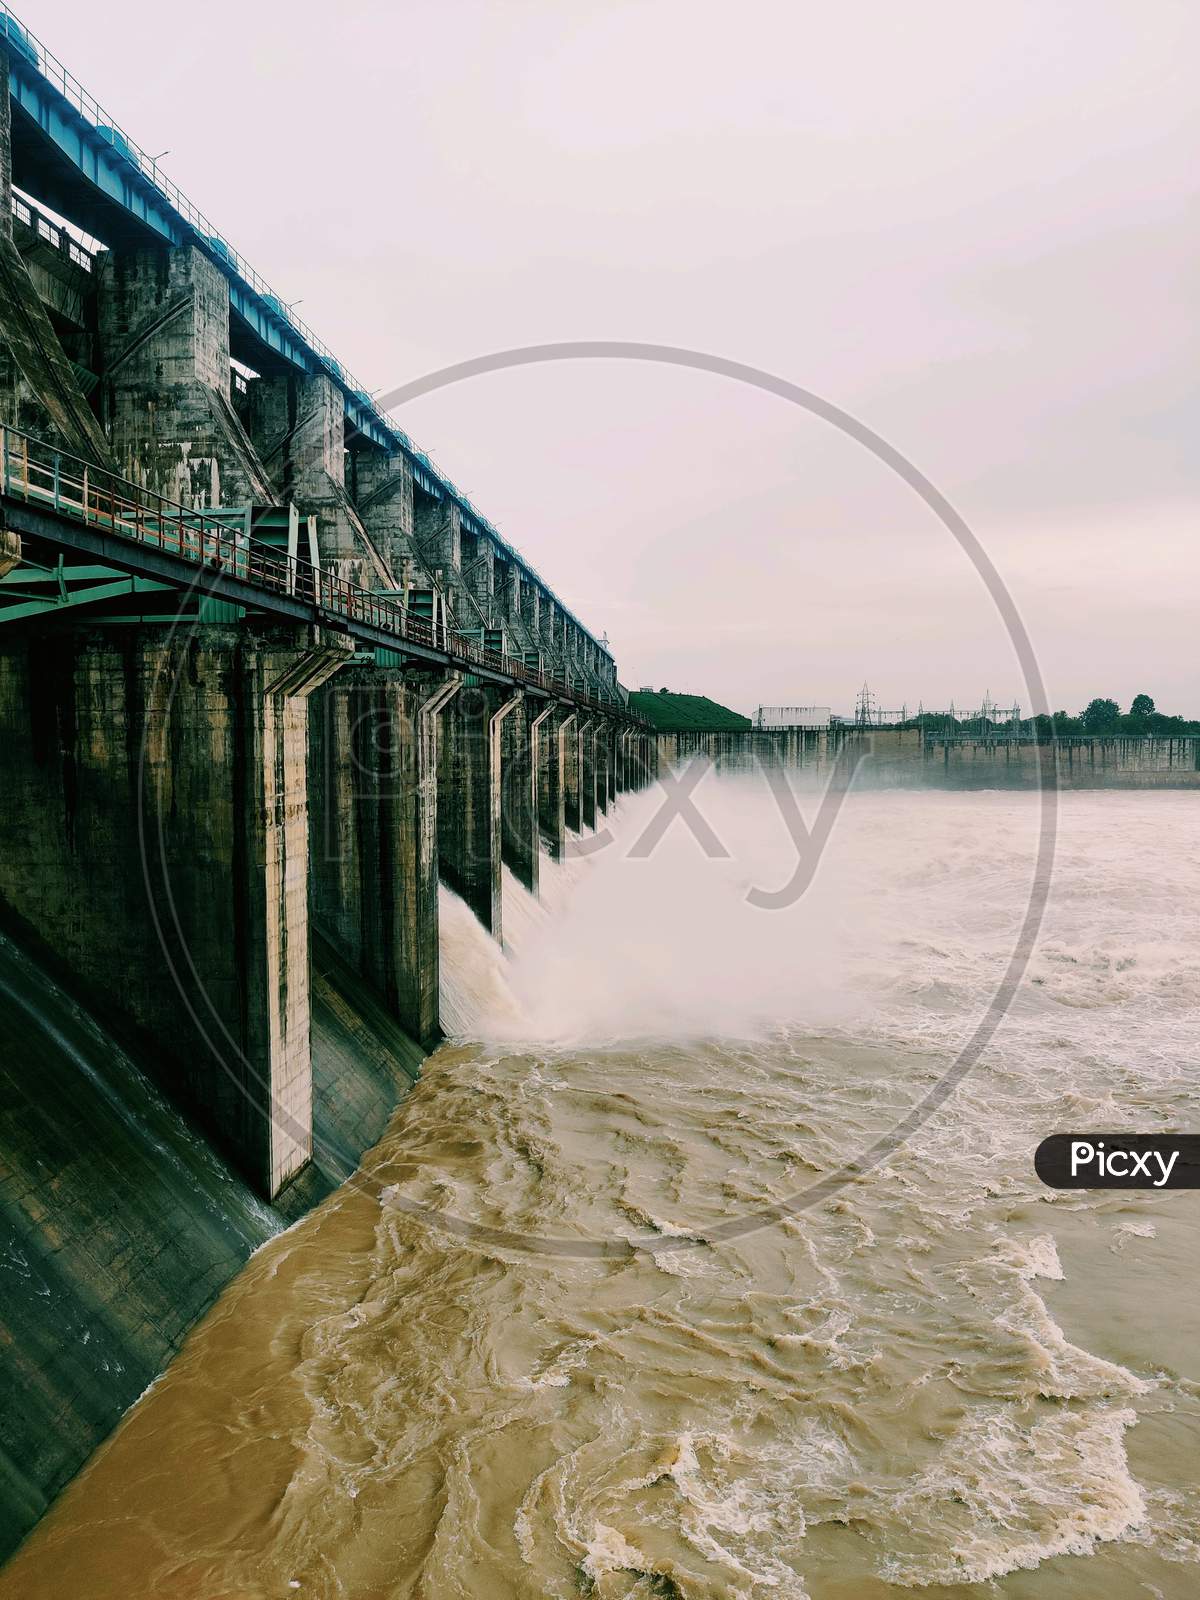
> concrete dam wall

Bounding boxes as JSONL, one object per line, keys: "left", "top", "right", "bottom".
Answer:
{"left": 0, "top": 24, "right": 656, "bottom": 1562}
{"left": 658, "top": 727, "right": 1200, "bottom": 788}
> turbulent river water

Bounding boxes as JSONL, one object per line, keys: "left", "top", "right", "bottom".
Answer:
{"left": 3, "top": 779, "right": 1197, "bottom": 1599}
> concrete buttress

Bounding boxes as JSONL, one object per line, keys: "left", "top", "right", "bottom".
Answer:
{"left": 559, "top": 710, "right": 581, "bottom": 836}
{"left": 96, "top": 243, "right": 276, "bottom": 507}
{"left": 245, "top": 370, "right": 394, "bottom": 587}
{"left": 578, "top": 717, "right": 597, "bottom": 831}
{"left": 530, "top": 701, "right": 560, "bottom": 870}
{"left": 437, "top": 682, "right": 521, "bottom": 938}
{"left": 0, "top": 620, "right": 350, "bottom": 1199}
{"left": 309, "top": 665, "right": 461, "bottom": 1050}
{"left": 497, "top": 692, "right": 540, "bottom": 899}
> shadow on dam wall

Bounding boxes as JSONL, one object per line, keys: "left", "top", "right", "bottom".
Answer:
{"left": 0, "top": 927, "right": 425, "bottom": 1563}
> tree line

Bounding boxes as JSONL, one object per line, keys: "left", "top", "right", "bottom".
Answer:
{"left": 903, "top": 696, "right": 1200, "bottom": 738}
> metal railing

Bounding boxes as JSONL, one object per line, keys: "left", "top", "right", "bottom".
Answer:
{"left": 9, "top": 191, "right": 95, "bottom": 272}
{"left": 0, "top": 424, "right": 637, "bottom": 722}
{"left": 0, "top": 2, "right": 610, "bottom": 660}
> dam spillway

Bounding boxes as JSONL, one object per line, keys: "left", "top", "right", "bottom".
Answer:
{"left": 0, "top": 9, "right": 654, "bottom": 1559}
{"left": 2, "top": 3, "right": 1196, "bottom": 1580}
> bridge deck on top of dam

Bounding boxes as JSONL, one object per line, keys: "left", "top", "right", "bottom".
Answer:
{"left": 0, "top": 423, "right": 641, "bottom": 720}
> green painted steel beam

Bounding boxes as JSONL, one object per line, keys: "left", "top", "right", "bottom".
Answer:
{"left": 0, "top": 574, "right": 171, "bottom": 623}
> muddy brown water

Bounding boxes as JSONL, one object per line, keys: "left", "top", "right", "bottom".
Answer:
{"left": 4, "top": 785, "right": 1197, "bottom": 1599}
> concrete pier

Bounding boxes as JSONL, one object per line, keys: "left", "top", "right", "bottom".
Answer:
{"left": 579, "top": 717, "right": 597, "bottom": 830}
{"left": 246, "top": 370, "right": 393, "bottom": 586}
{"left": 560, "top": 710, "right": 582, "bottom": 835}
{"left": 499, "top": 693, "right": 539, "bottom": 897}
{"left": 595, "top": 721, "right": 612, "bottom": 814}
{"left": 0, "top": 621, "right": 348, "bottom": 1197}
{"left": 309, "top": 665, "right": 460, "bottom": 1050}
{"left": 438, "top": 684, "right": 524, "bottom": 938}
{"left": 535, "top": 705, "right": 567, "bottom": 860}
{"left": 349, "top": 445, "right": 414, "bottom": 582}
{"left": 97, "top": 243, "right": 275, "bottom": 507}
{"left": 527, "top": 702, "right": 558, "bottom": 876}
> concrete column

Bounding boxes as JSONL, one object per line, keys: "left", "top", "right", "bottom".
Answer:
{"left": 413, "top": 493, "right": 490, "bottom": 636}
{"left": 0, "top": 620, "right": 348, "bottom": 1198}
{"left": 577, "top": 718, "right": 597, "bottom": 831}
{"left": 245, "top": 369, "right": 392, "bottom": 587}
{"left": 520, "top": 579, "right": 542, "bottom": 646}
{"left": 414, "top": 492, "right": 459, "bottom": 584}
{"left": 499, "top": 693, "right": 539, "bottom": 897}
{"left": 461, "top": 528, "right": 495, "bottom": 616}
{"left": 530, "top": 701, "right": 559, "bottom": 870}
{"left": 599, "top": 723, "right": 612, "bottom": 803}
{"left": 626, "top": 730, "right": 648, "bottom": 791}
{"left": 97, "top": 243, "right": 275, "bottom": 507}
{"left": 559, "top": 709, "right": 581, "bottom": 835}
{"left": 569, "top": 625, "right": 590, "bottom": 693}
{"left": 541, "top": 596, "right": 567, "bottom": 680}
{"left": 646, "top": 733, "right": 660, "bottom": 785}
{"left": 309, "top": 665, "right": 460, "bottom": 1049}
{"left": 351, "top": 445, "right": 415, "bottom": 582}
{"left": 437, "top": 682, "right": 520, "bottom": 937}
{"left": 494, "top": 555, "right": 536, "bottom": 658}
{"left": 595, "top": 721, "right": 612, "bottom": 813}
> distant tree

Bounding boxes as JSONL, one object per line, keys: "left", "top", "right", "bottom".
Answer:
{"left": 910, "top": 711, "right": 959, "bottom": 733}
{"left": 1147, "top": 711, "right": 1196, "bottom": 735}
{"left": 1130, "top": 693, "right": 1155, "bottom": 718}
{"left": 1081, "top": 697, "right": 1122, "bottom": 734}
{"left": 1052, "top": 710, "right": 1082, "bottom": 735}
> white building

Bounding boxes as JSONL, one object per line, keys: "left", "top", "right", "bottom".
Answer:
{"left": 754, "top": 706, "right": 832, "bottom": 731}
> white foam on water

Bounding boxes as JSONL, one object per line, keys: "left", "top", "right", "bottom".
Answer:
{"left": 880, "top": 1406, "right": 1147, "bottom": 1587}
{"left": 1111, "top": 1218, "right": 1158, "bottom": 1252}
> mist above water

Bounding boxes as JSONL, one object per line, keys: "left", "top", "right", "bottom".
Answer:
{"left": 443, "top": 772, "right": 1041, "bottom": 1049}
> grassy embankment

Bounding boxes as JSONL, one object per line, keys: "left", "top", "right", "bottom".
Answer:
{"left": 628, "top": 690, "right": 751, "bottom": 732}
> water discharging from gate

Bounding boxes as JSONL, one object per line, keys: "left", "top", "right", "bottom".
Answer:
{"left": 4, "top": 777, "right": 1198, "bottom": 1599}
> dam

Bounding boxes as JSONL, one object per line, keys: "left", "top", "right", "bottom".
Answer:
{"left": 2, "top": 8, "right": 1197, "bottom": 1592}
{"left": 655, "top": 725, "right": 1200, "bottom": 788}
{"left": 0, "top": 8, "right": 653, "bottom": 1558}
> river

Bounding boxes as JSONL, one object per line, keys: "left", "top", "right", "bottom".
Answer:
{"left": 2, "top": 779, "right": 1196, "bottom": 1599}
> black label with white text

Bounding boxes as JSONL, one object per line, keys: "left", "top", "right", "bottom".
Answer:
{"left": 1035, "top": 1134, "right": 1200, "bottom": 1189}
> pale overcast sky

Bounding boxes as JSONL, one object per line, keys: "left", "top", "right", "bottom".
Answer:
{"left": 28, "top": 0, "right": 1198, "bottom": 717}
